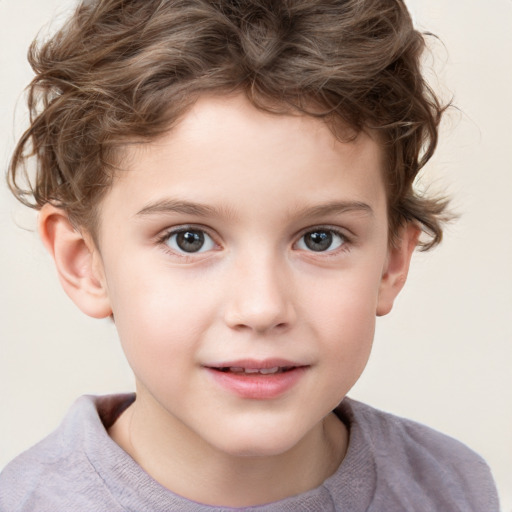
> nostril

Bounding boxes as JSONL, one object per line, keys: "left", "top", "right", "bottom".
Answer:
{"left": 223, "top": 281, "right": 296, "bottom": 332}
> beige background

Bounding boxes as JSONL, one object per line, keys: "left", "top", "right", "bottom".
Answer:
{"left": 1, "top": 0, "right": 511, "bottom": 508}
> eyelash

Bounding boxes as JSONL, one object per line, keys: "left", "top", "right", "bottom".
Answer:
{"left": 295, "top": 226, "right": 351, "bottom": 254}
{"left": 156, "top": 225, "right": 352, "bottom": 259}
{"left": 156, "top": 225, "right": 218, "bottom": 260}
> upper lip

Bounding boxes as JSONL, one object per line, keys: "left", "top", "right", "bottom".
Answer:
{"left": 204, "top": 358, "right": 306, "bottom": 370}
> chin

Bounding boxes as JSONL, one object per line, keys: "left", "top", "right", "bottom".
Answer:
{"left": 221, "top": 442, "right": 296, "bottom": 459}
{"left": 208, "top": 424, "right": 307, "bottom": 459}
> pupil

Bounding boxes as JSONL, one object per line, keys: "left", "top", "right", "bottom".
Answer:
{"left": 305, "top": 231, "right": 332, "bottom": 251}
{"left": 177, "top": 230, "right": 204, "bottom": 252}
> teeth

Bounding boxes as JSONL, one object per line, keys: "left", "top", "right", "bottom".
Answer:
{"left": 259, "top": 367, "right": 280, "bottom": 374}
{"left": 226, "top": 366, "right": 283, "bottom": 375}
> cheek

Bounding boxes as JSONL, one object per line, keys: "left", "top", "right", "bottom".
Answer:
{"left": 314, "top": 295, "right": 376, "bottom": 401}
{"left": 302, "top": 260, "right": 383, "bottom": 329}
{"left": 301, "top": 265, "right": 381, "bottom": 373}
{"left": 106, "top": 263, "right": 214, "bottom": 372}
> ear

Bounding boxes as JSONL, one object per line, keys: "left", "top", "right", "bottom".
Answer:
{"left": 38, "top": 204, "right": 112, "bottom": 319}
{"left": 376, "top": 223, "right": 420, "bottom": 317}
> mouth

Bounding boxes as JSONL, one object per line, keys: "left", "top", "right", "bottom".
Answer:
{"left": 204, "top": 358, "right": 306, "bottom": 375}
{"left": 204, "top": 360, "right": 308, "bottom": 399}
{"left": 210, "top": 366, "right": 298, "bottom": 375}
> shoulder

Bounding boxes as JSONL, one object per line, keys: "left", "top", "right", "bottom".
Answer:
{"left": 0, "top": 395, "right": 132, "bottom": 512}
{"left": 336, "top": 398, "right": 500, "bottom": 511}
{"left": 342, "top": 397, "right": 487, "bottom": 466}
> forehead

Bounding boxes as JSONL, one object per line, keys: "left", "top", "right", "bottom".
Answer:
{"left": 101, "top": 94, "right": 386, "bottom": 228}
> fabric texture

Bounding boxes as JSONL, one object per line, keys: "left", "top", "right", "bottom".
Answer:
{"left": 0, "top": 394, "right": 499, "bottom": 511}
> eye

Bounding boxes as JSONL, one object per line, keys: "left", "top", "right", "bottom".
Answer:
{"left": 165, "top": 228, "right": 216, "bottom": 254}
{"left": 296, "top": 229, "right": 346, "bottom": 252}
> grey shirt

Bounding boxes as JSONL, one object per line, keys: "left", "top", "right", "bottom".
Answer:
{"left": 0, "top": 394, "right": 499, "bottom": 511}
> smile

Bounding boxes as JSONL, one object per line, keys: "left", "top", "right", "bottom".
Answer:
{"left": 204, "top": 360, "right": 308, "bottom": 399}
{"left": 214, "top": 366, "right": 295, "bottom": 375}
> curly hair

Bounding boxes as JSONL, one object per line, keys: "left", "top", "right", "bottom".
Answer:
{"left": 8, "top": 0, "right": 449, "bottom": 249}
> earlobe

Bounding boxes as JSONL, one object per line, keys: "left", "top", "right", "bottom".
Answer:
{"left": 38, "top": 204, "right": 112, "bottom": 319}
{"left": 376, "top": 224, "right": 420, "bottom": 317}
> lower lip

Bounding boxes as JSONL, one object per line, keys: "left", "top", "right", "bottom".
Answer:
{"left": 205, "top": 367, "right": 308, "bottom": 400}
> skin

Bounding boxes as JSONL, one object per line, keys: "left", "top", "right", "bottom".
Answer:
{"left": 40, "top": 94, "right": 418, "bottom": 507}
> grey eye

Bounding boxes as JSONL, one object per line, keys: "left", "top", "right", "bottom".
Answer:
{"left": 166, "top": 229, "right": 215, "bottom": 253}
{"left": 297, "top": 230, "right": 344, "bottom": 252}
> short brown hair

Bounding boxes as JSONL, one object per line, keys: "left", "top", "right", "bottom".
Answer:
{"left": 8, "top": 0, "right": 449, "bottom": 249}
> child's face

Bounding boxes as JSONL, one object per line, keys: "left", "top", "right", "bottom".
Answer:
{"left": 91, "top": 94, "right": 409, "bottom": 457}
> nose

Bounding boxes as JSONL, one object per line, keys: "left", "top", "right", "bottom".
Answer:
{"left": 223, "top": 252, "right": 296, "bottom": 334}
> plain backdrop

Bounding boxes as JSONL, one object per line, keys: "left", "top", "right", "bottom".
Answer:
{"left": 1, "top": 0, "right": 511, "bottom": 508}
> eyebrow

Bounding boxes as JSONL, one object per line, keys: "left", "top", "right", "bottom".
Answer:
{"left": 136, "top": 198, "right": 373, "bottom": 221}
{"left": 136, "top": 199, "right": 233, "bottom": 218}
{"left": 291, "top": 200, "right": 374, "bottom": 219}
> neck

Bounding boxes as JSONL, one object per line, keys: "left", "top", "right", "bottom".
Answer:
{"left": 109, "top": 392, "right": 348, "bottom": 507}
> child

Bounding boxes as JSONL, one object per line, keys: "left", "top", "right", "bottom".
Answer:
{"left": 0, "top": 0, "right": 500, "bottom": 510}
